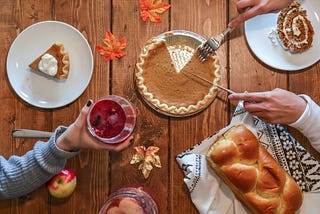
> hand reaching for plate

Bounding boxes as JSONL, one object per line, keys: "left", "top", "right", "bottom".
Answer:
{"left": 228, "top": 0, "right": 294, "bottom": 28}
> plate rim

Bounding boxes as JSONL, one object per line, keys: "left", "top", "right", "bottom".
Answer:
{"left": 6, "top": 20, "right": 94, "bottom": 109}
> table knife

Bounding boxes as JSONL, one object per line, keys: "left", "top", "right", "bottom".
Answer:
{"left": 182, "top": 70, "right": 235, "bottom": 94}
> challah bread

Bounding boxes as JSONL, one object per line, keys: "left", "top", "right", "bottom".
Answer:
{"left": 206, "top": 124, "right": 303, "bottom": 214}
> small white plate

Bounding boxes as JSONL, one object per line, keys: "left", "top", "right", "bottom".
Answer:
{"left": 6, "top": 21, "right": 93, "bottom": 108}
{"left": 244, "top": 0, "right": 320, "bottom": 71}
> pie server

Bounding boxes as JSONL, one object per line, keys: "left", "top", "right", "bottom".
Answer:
{"left": 12, "top": 129, "right": 53, "bottom": 138}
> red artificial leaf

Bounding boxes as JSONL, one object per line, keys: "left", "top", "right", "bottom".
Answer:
{"left": 96, "top": 31, "right": 126, "bottom": 61}
{"left": 140, "top": 0, "right": 171, "bottom": 23}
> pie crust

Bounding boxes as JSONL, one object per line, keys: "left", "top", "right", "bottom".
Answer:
{"left": 277, "top": 2, "right": 314, "bottom": 53}
{"left": 29, "top": 43, "right": 70, "bottom": 79}
{"left": 135, "top": 39, "right": 221, "bottom": 116}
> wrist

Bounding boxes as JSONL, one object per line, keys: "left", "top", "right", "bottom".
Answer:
{"left": 56, "top": 132, "right": 75, "bottom": 152}
{"left": 290, "top": 95, "right": 308, "bottom": 126}
{"left": 295, "top": 96, "right": 308, "bottom": 118}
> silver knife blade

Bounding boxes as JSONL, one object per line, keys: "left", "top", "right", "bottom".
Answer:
{"left": 182, "top": 70, "right": 235, "bottom": 94}
{"left": 12, "top": 129, "right": 53, "bottom": 138}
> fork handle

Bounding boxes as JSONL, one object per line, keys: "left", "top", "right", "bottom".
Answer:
{"left": 221, "top": 27, "right": 232, "bottom": 37}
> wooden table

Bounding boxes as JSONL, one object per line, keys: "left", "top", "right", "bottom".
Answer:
{"left": 0, "top": 0, "right": 319, "bottom": 213}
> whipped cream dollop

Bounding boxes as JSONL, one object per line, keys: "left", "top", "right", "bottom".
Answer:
{"left": 38, "top": 53, "right": 58, "bottom": 76}
{"left": 268, "top": 28, "right": 278, "bottom": 46}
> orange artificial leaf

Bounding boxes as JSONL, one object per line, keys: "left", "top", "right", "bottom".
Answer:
{"left": 96, "top": 31, "right": 126, "bottom": 61}
{"left": 140, "top": 0, "right": 171, "bottom": 23}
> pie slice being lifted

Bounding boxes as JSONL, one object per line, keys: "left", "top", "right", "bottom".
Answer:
{"left": 29, "top": 43, "right": 70, "bottom": 79}
{"left": 135, "top": 38, "right": 221, "bottom": 116}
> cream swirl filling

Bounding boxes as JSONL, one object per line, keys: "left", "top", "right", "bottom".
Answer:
{"left": 282, "top": 8, "right": 310, "bottom": 47}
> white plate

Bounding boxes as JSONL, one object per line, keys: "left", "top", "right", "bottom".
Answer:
{"left": 244, "top": 0, "right": 320, "bottom": 71}
{"left": 6, "top": 21, "right": 93, "bottom": 108}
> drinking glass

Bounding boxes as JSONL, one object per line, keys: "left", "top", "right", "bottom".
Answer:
{"left": 87, "top": 95, "right": 136, "bottom": 144}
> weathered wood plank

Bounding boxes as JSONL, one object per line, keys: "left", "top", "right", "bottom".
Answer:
{"left": 170, "top": 0, "right": 229, "bottom": 213}
{"left": 49, "top": 0, "right": 112, "bottom": 213}
{"left": 0, "top": 0, "right": 319, "bottom": 213}
{"left": 0, "top": 0, "right": 53, "bottom": 213}
{"left": 110, "top": 0, "right": 170, "bottom": 213}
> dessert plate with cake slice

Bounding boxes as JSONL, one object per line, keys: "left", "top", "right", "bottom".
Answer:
{"left": 135, "top": 30, "right": 221, "bottom": 117}
{"left": 6, "top": 21, "right": 93, "bottom": 108}
{"left": 244, "top": 0, "right": 320, "bottom": 71}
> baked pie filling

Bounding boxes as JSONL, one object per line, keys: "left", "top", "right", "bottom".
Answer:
{"left": 135, "top": 39, "right": 221, "bottom": 116}
{"left": 29, "top": 43, "right": 70, "bottom": 79}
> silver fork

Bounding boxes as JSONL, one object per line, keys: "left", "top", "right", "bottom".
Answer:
{"left": 198, "top": 27, "right": 232, "bottom": 62}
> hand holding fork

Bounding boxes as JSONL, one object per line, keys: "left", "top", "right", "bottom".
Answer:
{"left": 198, "top": 27, "right": 233, "bottom": 62}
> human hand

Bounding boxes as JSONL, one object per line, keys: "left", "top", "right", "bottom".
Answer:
{"left": 228, "top": 0, "right": 293, "bottom": 28}
{"left": 56, "top": 100, "right": 133, "bottom": 152}
{"left": 228, "top": 88, "right": 307, "bottom": 124}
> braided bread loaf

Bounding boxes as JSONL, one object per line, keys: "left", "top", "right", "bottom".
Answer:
{"left": 206, "top": 124, "right": 303, "bottom": 214}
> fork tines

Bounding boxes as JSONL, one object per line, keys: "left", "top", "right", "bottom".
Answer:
{"left": 198, "top": 27, "right": 232, "bottom": 62}
{"left": 198, "top": 41, "right": 215, "bottom": 62}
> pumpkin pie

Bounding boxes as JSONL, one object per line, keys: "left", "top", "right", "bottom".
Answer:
{"left": 135, "top": 39, "right": 221, "bottom": 116}
{"left": 29, "top": 43, "right": 70, "bottom": 79}
{"left": 277, "top": 2, "right": 314, "bottom": 53}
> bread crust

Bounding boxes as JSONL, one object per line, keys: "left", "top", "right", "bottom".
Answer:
{"left": 206, "top": 124, "right": 303, "bottom": 214}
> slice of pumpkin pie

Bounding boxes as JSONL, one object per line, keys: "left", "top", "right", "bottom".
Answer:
{"left": 29, "top": 43, "right": 70, "bottom": 79}
{"left": 135, "top": 39, "right": 221, "bottom": 116}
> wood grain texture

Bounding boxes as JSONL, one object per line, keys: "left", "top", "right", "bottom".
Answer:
{"left": 110, "top": 1, "right": 170, "bottom": 213}
{"left": 0, "top": 0, "right": 319, "bottom": 213}
{"left": 170, "top": 1, "right": 229, "bottom": 213}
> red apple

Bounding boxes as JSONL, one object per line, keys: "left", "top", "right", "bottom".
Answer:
{"left": 46, "top": 168, "right": 77, "bottom": 198}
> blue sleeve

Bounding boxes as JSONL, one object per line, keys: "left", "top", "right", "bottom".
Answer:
{"left": 0, "top": 126, "right": 79, "bottom": 199}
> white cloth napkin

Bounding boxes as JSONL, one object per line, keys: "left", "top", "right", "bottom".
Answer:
{"left": 176, "top": 102, "right": 320, "bottom": 214}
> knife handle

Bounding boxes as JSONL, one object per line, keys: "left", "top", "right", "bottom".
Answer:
{"left": 12, "top": 129, "right": 53, "bottom": 138}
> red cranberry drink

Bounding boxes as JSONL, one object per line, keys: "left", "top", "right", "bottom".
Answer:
{"left": 87, "top": 95, "right": 136, "bottom": 144}
{"left": 89, "top": 99, "right": 125, "bottom": 138}
{"left": 99, "top": 186, "right": 159, "bottom": 214}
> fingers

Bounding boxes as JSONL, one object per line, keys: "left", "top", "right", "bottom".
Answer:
{"left": 228, "top": 0, "right": 254, "bottom": 27}
{"left": 75, "top": 99, "right": 93, "bottom": 125}
{"left": 228, "top": 92, "right": 267, "bottom": 103}
{"left": 236, "top": 0, "right": 254, "bottom": 13}
{"left": 86, "top": 99, "right": 93, "bottom": 108}
{"left": 229, "top": 6, "right": 263, "bottom": 28}
{"left": 112, "top": 135, "right": 134, "bottom": 152}
{"left": 228, "top": 17, "right": 243, "bottom": 28}
{"left": 228, "top": 0, "right": 278, "bottom": 28}
{"left": 242, "top": 101, "right": 277, "bottom": 123}
{"left": 97, "top": 135, "right": 134, "bottom": 152}
{"left": 242, "top": 101, "right": 266, "bottom": 113}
